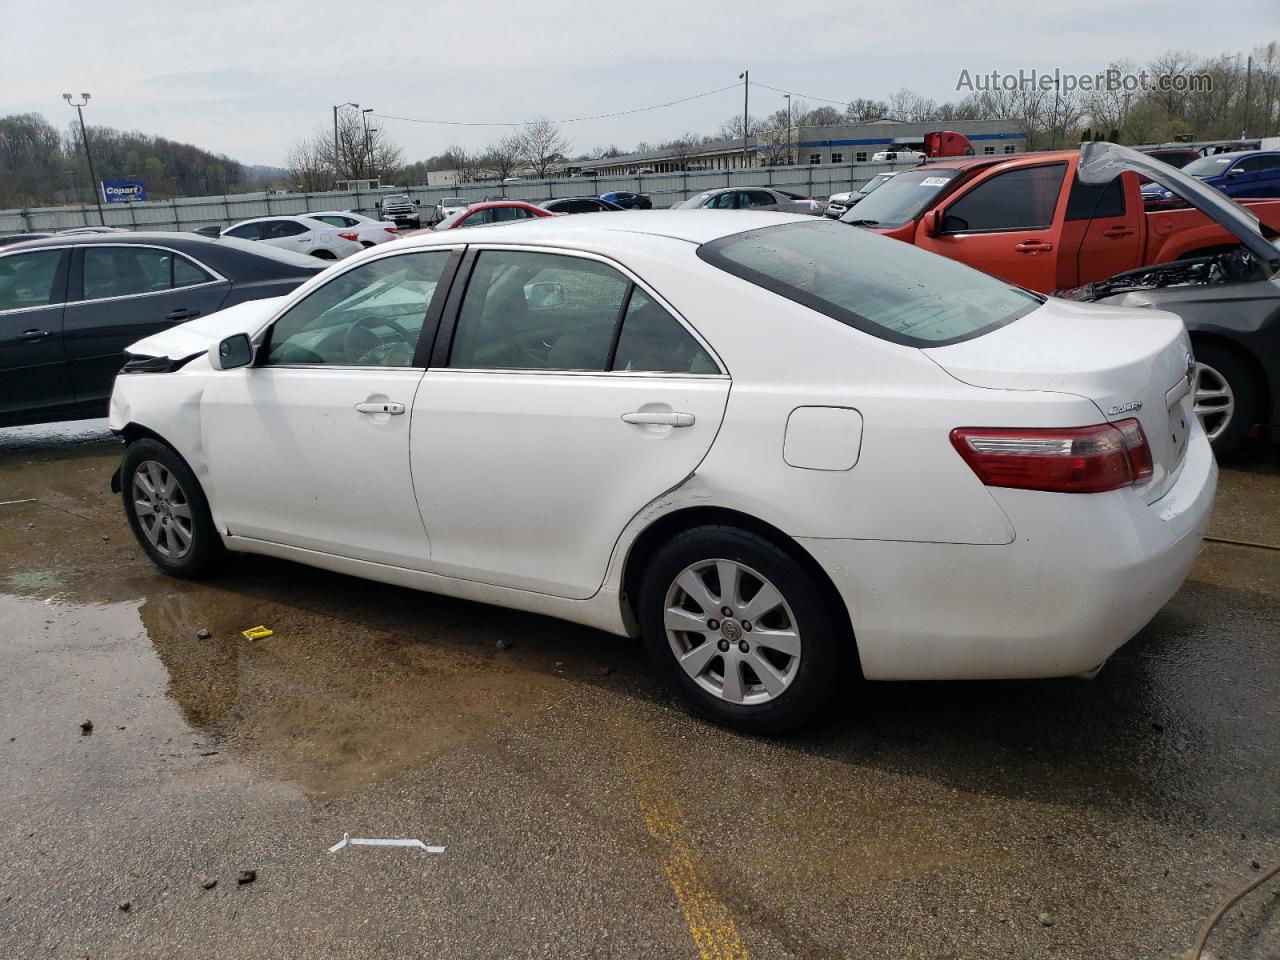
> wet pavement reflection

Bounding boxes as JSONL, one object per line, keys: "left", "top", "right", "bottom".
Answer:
{"left": 1, "top": 422, "right": 1277, "bottom": 959}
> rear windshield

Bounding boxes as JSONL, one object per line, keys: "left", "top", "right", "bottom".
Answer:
{"left": 213, "top": 235, "right": 321, "bottom": 269}
{"left": 697, "top": 220, "right": 1041, "bottom": 347}
{"left": 839, "top": 169, "right": 959, "bottom": 227}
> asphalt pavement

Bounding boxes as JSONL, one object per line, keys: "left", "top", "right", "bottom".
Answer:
{"left": 1, "top": 421, "right": 1277, "bottom": 959}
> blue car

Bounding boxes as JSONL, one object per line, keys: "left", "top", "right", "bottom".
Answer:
{"left": 1142, "top": 150, "right": 1280, "bottom": 205}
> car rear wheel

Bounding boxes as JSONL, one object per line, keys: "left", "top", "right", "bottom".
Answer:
{"left": 121, "top": 439, "right": 223, "bottom": 579}
{"left": 1191, "top": 342, "right": 1256, "bottom": 455}
{"left": 639, "top": 525, "right": 843, "bottom": 734}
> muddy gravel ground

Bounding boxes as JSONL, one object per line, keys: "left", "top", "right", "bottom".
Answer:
{"left": 1, "top": 421, "right": 1277, "bottom": 960}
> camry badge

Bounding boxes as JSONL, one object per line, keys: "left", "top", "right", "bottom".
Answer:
{"left": 1107, "top": 400, "right": 1143, "bottom": 415}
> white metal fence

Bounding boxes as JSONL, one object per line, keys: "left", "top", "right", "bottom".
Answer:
{"left": 0, "top": 161, "right": 910, "bottom": 234}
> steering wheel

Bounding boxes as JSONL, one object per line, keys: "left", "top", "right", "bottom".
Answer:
{"left": 343, "top": 315, "right": 414, "bottom": 364}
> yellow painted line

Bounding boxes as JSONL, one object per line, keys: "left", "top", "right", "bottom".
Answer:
{"left": 627, "top": 754, "right": 748, "bottom": 960}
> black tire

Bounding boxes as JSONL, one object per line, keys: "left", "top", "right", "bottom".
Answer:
{"left": 639, "top": 524, "right": 845, "bottom": 735}
{"left": 121, "top": 439, "right": 223, "bottom": 579}
{"left": 1192, "top": 341, "right": 1257, "bottom": 455}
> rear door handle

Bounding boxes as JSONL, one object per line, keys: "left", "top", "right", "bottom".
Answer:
{"left": 621, "top": 411, "right": 695, "bottom": 427}
{"left": 1102, "top": 227, "right": 1136, "bottom": 238}
{"left": 17, "top": 329, "right": 50, "bottom": 341}
{"left": 1014, "top": 240, "right": 1053, "bottom": 253}
{"left": 355, "top": 401, "right": 405, "bottom": 415}
{"left": 166, "top": 308, "right": 200, "bottom": 321}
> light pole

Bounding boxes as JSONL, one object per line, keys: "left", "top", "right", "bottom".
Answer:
{"left": 362, "top": 108, "right": 375, "bottom": 175}
{"left": 784, "top": 93, "right": 792, "bottom": 166}
{"left": 332, "top": 101, "right": 359, "bottom": 184}
{"left": 738, "top": 70, "right": 749, "bottom": 167}
{"left": 63, "top": 93, "right": 105, "bottom": 225}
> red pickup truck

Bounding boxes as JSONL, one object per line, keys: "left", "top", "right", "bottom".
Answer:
{"left": 842, "top": 149, "right": 1280, "bottom": 293}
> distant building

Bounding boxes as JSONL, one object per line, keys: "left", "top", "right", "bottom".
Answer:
{"left": 577, "top": 119, "right": 1026, "bottom": 175}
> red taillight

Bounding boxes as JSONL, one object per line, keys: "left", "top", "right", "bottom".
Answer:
{"left": 950, "top": 419, "right": 1153, "bottom": 494}
{"left": 384, "top": 226, "right": 398, "bottom": 234}
{"left": 338, "top": 231, "right": 359, "bottom": 242}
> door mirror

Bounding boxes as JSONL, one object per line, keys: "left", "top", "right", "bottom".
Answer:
{"left": 924, "top": 209, "right": 943, "bottom": 236}
{"left": 524, "top": 281, "right": 566, "bottom": 309}
{"left": 209, "top": 333, "right": 253, "bottom": 370}
{"left": 1225, "top": 167, "right": 1244, "bottom": 176}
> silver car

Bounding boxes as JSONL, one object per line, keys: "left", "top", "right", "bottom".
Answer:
{"left": 673, "top": 187, "right": 821, "bottom": 215}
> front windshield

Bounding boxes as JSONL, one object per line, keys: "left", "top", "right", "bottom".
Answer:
{"left": 1182, "top": 156, "right": 1235, "bottom": 177}
{"left": 860, "top": 174, "right": 894, "bottom": 195}
{"left": 384, "top": 195, "right": 411, "bottom": 204}
{"left": 441, "top": 198, "right": 466, "bottom": 206}
{"left": 676, "top": 192, "right": 714, "bottom": 209}
{"left": 698, "top": 219, "right": 1040, "bottom": 347}
{"left": 839, "top": 169, "right": 958, "bottom": 227}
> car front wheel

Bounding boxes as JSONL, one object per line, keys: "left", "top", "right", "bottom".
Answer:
{"left": 1192, "top": 343, "right": 1256, "bottom": 455}
{"left": 639, "top": 525, "right": 844, "bottom": 734}
{"left": 121, "top": 439, "right": 223, "bottom": 578}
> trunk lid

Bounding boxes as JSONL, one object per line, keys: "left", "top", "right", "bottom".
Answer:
{"left": 923, "top": 298, "right": 1196, "bottom": 503}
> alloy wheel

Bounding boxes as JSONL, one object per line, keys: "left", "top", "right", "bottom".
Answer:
{"left": 132, "top": 460, "right": 195, "bottom": 559}
{"left": 663, "top": 559, "right": 801, "bottom": 705}
{"left": 1192, "top": 362, "right": 1235, "bottom": 442}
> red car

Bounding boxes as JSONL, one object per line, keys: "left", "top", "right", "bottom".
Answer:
{"left": 404, "top": 200, "right": 553, "bottom": 236}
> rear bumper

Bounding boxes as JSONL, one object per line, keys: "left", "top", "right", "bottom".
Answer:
{"left": 798, "top": 425, "right": 1217, "bottom": 681}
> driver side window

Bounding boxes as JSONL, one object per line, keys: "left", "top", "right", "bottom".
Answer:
{"left": 265, "top": 251, "right": 449, "bottom": 367}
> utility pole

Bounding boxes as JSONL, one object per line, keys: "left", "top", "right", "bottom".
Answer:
{"left": 62, "top": 93, "right": 105, "bottom": 225}
{"left": 332, "top": 101, "right": 359, "bottom": 185}
{"left": 1242, "top": 55, "right": 1253, "bottom": 138}
{"left": 739, "top": 70, "right": 749, "bottom": 167}
{"left": 785, "top": 93, "right": 792, "bottom": 166}
{"left": 362, "top": 108, "right": 375, "bottom": 176}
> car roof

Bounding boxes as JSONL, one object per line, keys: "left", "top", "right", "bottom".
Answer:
{"left": 467, "top": 200, "right": 543, "bottom": 210}
{"left": 396, "top": 209, "right": 812, "bottom": 251}
{"left": 3, "top": 231, "right": 228, "bottom": 251}
{"left": 1204, "top": 149, "right": 1276, "bottom": 161}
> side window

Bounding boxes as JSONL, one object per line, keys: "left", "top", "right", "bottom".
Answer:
{"left": 1065, "top": 175, "right": 1126, "bottom": 220}
{"left": 83, "top": 247, "right": 173, "bottom": 300}
{"left": 449, "top": 251, "right": 629, "bottom": 371}
{"left": 741, "top": 191, "right": 774, "bottom": 208}
{"left": 612, "top": 289, "right": 717, "bottom": 374}
{"left": 173, "top": 255, "right": 214, "bottom": 288}
{"left": 0, "top": 250, "right": 64, "bottom": 311}
{"left": 265, "top": 251, "right": 449, "bottom": 367}
{"left": 491, "top": 206, "right": 524, "bottom": 222}
{"left": 467, "top": 208, "right": 495, "bottom": 226}
{"left": 264, "top": 220, "right": 308, "bottom": 239}
{"left": 942, "top": 163, "right": 1066, "bottom": 233}
{"left": 710, "top": 192, "right": 737, "bottom": 209}
{"left": 224, "top": 223, "right": 261, "bottom": 240}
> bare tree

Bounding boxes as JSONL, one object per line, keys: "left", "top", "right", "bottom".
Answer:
{"left": 442, "top": 143, "right": 485, "bottom": 182}
{"left": 802, "top": 106, "right": 842, "bottom": 126}
{"left": 483, "top": 133, "right": 524, "bottom": 180}
{"left": 844, "top": 98, "right": 890, "bottom": 122}
{"left": 286, "top": 133, "right": 333, "bottom": 192}
{"left": 718, "top": 114, "right": 762, "bottom": 140}
{"left": 886, "top": 88, "right": 938, "bottom": 122}
{"left": 661, "top": 133, "right": 704, "bottom": 170}
{"left": 755, "top": 128, "right": 790, "bottom": 166}
{"left": 518, "top": 118, "right": 571, "bottom": 179}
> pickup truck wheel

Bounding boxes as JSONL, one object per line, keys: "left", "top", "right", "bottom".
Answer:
{"left": 1192, "top": 343, "right": 1256, "bottom": 455}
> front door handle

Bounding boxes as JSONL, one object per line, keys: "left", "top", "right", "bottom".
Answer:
{"left": 621, "top": 411, "right": 695, "bottom": 427}
{"left": 1014, "top": 240, "right": 1053, "bottom": 253}
{"left": 355, "top": 401, "right": 405, "bottom": 415}
{"left": 166, "top": 308, "right": 200, "bottom": 321}
{"left": 18, "top": 329, "right": 50, "bottom": 341}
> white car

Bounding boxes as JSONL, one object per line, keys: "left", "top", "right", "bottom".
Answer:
{"left": 871, "top": 148, "right": 925, "bottom": 163}
{"left": 108, "top": 212, "right": 1215, "bottom": 733}
{"left": 673, "top": 188, "right": 821, "bottom": 215}
{"left": 307, "top": 210, "right": 400, "bottom": 247}
{"left": 221, "top": 215, "right": 363, "bottom": 260}
{"left": 432, "top": 197, "right": 470, "bottom": 225}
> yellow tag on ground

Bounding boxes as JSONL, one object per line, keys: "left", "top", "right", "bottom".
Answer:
{"left": 242, "top": 625, "right": 273, "bottom": 640}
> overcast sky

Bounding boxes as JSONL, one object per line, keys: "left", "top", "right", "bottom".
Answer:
{"left": 3, "top": 0, "right": 1275, "bottom": 166}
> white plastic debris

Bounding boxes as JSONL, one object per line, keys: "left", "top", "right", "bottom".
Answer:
{"left": 327, "top": 833, "right": 445, "bottom": 855}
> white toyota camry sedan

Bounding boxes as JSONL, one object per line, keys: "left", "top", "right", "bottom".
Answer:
{"left": 108, "top": 211, "right": 1216, "bottom": 733}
